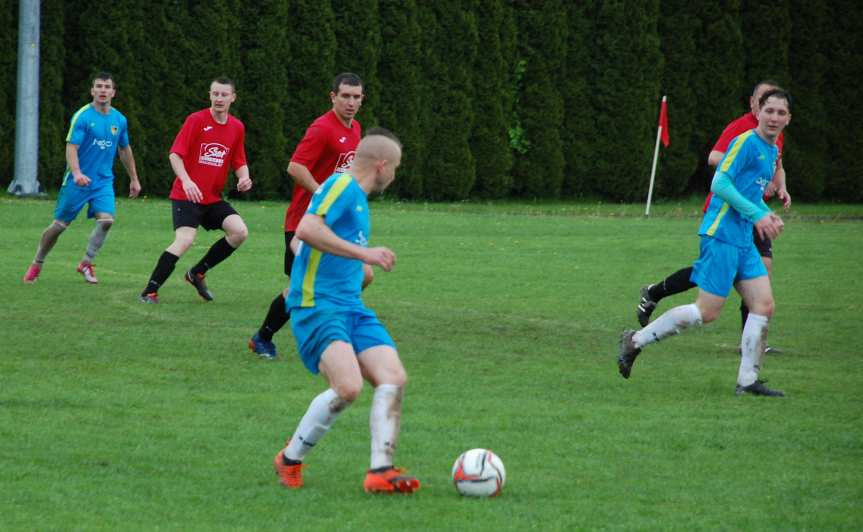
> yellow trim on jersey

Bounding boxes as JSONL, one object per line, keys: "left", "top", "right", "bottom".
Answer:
{"left": 705, "top": 202, "right": 730, "bottom": 236}
{"left": 719, "top": 130, "right": 753, "bottom": 173}
{"left": 65, "top": 104, "right": 91, "bottom": 142}
{"left": 300, "top": 173, "right": 353, "bottom": 307}
{"left": 313, "top": 173, "right": 353, "bottom": 216}
{"left": 301, "top": 248, "right": 323, "bottom": 307}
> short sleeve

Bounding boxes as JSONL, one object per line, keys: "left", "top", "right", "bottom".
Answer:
{"left": 66, "top": 110, "right": 88, "bottom": 145}
{"left": 170, "top": 114, "right": 198, "bottom": 158}
{"left": 231, "top": 122, "right": 247, "bottom": 169}
{"left": 308, "top": 174, "right": 354, "bottom": 222}
{"left": 118, "top": 115, "right": 130, "bottom": 148}
{"left": 290, "top": 123, "right": 326, "bottom": 167}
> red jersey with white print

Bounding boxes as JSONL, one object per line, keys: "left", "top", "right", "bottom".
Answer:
{"left": 284, "top": 110, "right": 361, "bottom": 231}
{"left": 703, "top": 112, "right": 785, "bottom": 212}
{"left": 169, "top": 109, "right": 247, "bottom": 205}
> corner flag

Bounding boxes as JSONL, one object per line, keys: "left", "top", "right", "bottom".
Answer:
{"left": 658, "top": 96, "right": 669, "bottom": 147}
{"left": 645, "top": 96, "right": 668, "bottom": 216}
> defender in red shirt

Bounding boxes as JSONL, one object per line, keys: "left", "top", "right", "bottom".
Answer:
{"left": 139, "top": 77, "right": 253, "bottom": 303}
{"left": 249, "top": 73, "right": 366, "bottom": 359}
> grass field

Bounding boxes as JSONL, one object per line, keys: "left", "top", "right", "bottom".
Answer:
{"left": 1, "top": 195, "right": 861, "bottom": 530}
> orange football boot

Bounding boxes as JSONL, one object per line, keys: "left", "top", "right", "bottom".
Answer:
{"left": 273, "top": 448, "right": 304, "bottom": 489}
{"left": 363, "top": 467, "right": 420, "bottom": 494}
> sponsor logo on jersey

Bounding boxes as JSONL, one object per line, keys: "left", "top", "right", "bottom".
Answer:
{"left": 93, "top": 138, "right": 113, "bottom": 150}
{"left": 334, "top": 151, "right": 355, "bottom": 173}
{"left": 199, "top": 142, "right": 229, "bottom": 167}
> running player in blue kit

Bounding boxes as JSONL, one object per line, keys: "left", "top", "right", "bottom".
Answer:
{"left": 272, "top": 128, "right": 421, "bottom": 494}
{"left": 23, "top": 72, "right": 140, "bottom": 284}
{"left": 617, "top": 89, "right": 792, "bottom": 397}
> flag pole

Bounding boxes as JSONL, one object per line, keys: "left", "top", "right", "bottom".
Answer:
{"left": 645, "top": 125, "right": 662, "bottom": 216}
{"left": 645, "top": 95, "right": 667, "bottom": 216}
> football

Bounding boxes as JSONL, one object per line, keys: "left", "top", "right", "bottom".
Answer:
{"left": 451, "top": 448, "right": 506, "bottom": 497}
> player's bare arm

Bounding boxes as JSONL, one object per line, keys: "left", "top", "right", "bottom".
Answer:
{"left": 169, "top": 152, "right": 202, "bottom": 203}
{"left": 707, "top": 150, "right": 724, "bottom": 167}
{"left": 295, "top": 213, "right": 396, "bottom": 271}
{"left": 118, "top": 146, "right": 141, "bottom": 198}
{"left": 66, "top": 143, "right": 91, "bottom": 186}
{"left": 287, "top": 162, "right": 320, "bottom": 193}
{"left": 235, "top": 164, "right": 252, "bottom": 192}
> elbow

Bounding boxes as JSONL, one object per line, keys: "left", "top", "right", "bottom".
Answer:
{"left": 295, "top": 217, "right": 311, "bottom": 241}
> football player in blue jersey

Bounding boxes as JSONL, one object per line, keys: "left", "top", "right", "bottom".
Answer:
{"left": 618, "top": 89, "right": 791, "bottom": 397}
{"left": 23, "top": 72, "right": 140, "bottom": 284}
{"left": 272, "top": 128, "right": 421, "bottom": 494}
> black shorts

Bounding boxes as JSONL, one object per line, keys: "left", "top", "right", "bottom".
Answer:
{"left": 753, "top": 227, "right": 773, "bottom": 258}
{"left": 284, "top": 231, "right": 296, "bottom": 276}
{"left": 172, "top": 200, "right": 238, "bottom": 231}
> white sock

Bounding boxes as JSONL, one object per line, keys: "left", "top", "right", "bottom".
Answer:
{"left": 284, "top": 388, "right": 351, "bottom": 461}
{"left": 633, "top": 304, "right": 702, "bottom": 348}
{"left": 369, "top": 384, "right": 403, "bottom": 470}
{"left": 84, "top": 219, "right": 112, "bottom": 262}
{"left": 738, "top": 313, "right": 769, "bottom": 386}
{"left": 34, "top": 221, "right": 66, "bottom": 263}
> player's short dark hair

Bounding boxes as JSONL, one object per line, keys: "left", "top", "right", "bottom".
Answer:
{"left": 759, "top": 88, "right": 792, "bottom": 111}
{"left": 92, "top": 71, "right": 114, "bottom": 85}
{"left": 332, "top": 72, "right": 363, "bottom": 93}
{"left": 752, "top": 79, "right": 782, "bottom": 95}
{"left": 212, "top": 76, "right": 236, "bottom": 92}
{"left": 364, "top": 127, "right": 401, "bottom": 148}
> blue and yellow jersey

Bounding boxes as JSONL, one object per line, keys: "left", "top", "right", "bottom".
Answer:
{"left": 287, "top": 173, "right": 370, "bottom": 310}
{"left": 62, "top": 104, "right": 130, "bottom": 185}
{"left": 699, "top": 130, "right": 778, "bottom": 247}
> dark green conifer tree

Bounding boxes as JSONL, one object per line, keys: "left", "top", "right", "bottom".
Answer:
{"left": 511, "top": 0, "right": 567, "bottom": 199}
{"left": 377, "top": 0, "right": 424, "bottom": 198}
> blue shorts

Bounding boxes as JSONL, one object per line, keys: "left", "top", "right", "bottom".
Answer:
{"left": 54, "top": 180, "right": 115, "bottom": 223}
{"left": 289, "top": 306, "right": 395, "bottom": 374}
{"left": 690, "top": 236, "right": 767, "bottom": 297}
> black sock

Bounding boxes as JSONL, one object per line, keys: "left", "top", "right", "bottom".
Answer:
{"left": 258, "top": 294, "right": 291, "bottom": 341}
{"left": 142, "top": 251, "right": 179, "bottom": 295}
{"left": 281, "top": 453, "right": 301, "bottom": 466}
{"left": 190, "top": 237, "right": 236, "bottom": 275}
{"left": 369, "top": 465, "right": 393, "bottom": 473}
{"left": 740, "top": 301, "right": 750, "bottom": 332}
{"left": 648, "top": 267, "right": 696, "bottom": 301}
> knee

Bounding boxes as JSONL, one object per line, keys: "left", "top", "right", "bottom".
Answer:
{"left": 334, "top": 377, "right": 364, "bottom": 403}
{"left": 97, "top": 218, "right": 114, "bottom": 231}
{"left": 48, "top": 220, "right": 68, "bottom": 234}
{"left": 752, "top": 298, "right": 775, "bottom": 318}
{"left": 381, "top": 364, "right": 408, "bottom": 388}
{"left": 698, "top": 306, "right": 721, "bottom": 324}
{"left": 172, "top": 235, "right": 195, "bottom": 255}
{"left": 227, "top": 224, "right": 248, "bottom": 247}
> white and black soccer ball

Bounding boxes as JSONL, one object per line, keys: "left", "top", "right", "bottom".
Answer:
{"left": 451, "top": 448, "right": 506, "bottom": 497}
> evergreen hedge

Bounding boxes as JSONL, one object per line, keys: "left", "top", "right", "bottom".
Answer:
{"left": 2, "top": 0, "right": 860, "bottom": 202}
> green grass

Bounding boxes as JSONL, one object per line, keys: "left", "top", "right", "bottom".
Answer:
{"left": 1, "top": 195, "right": 861, "bottom": 530}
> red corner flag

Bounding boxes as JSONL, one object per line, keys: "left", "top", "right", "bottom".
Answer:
{"left": 658, "top": 95, "right": 669, "bottom": 147}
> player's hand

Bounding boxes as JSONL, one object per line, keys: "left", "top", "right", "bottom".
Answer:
{"left": 129, "top": 178, "right": 141, "bottom": 198}
{"left": 73, "top": 172, "right": 91, "bottom": 186}
{"left": 755, "top": 213, "right": 784, "bottom": 240}
{"left": 362, "top": 247, "right": 396, "bottom": 272}
{"left": 237, "top": 176, "right": 252, "bottom": 192}
{"left": 182, "top": 178, "right": 203, "bottom": 203}
{"left": 776, "top": 186, "right": 791, "bottom": 209}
